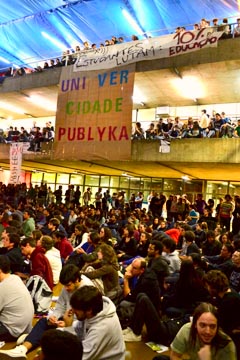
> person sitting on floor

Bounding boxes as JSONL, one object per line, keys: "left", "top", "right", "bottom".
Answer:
{"left": 0, "top": 264, "right": 93, "bottom": 359}
{"left": 168, "top": 302, "right": 236, "bottom": 360}
{"left": 19, "top": 237, "right": 54, "bottom": 290}
{"left": 35, "top": 329, "right": 83, "bottom": 360}
{"left": 0, "top": 255, "right": 34, "bottom": 342}
{"left": 66, "top": 286, "right": 125, "bottom": 360}
{"left": 204, "top": 269, "right": 240, "bottom": 359}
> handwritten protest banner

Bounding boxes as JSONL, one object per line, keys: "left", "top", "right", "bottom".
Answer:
{"left": 74, "top": 28, "right": 223, "bottom": 72}
{"left": 9, "top": 143, "right": 23, "bottom": 184}
{"left": 54, "top": 63, "right": 135, "bottom": 161}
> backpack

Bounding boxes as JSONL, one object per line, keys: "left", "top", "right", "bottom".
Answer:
{"left": 26, "top": 275, "right": 53, "bottom": 315}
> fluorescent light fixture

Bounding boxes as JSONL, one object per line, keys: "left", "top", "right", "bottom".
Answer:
{"left": 0, "top": 56, "right": 10, "bottom": 64}
{"left": 26, "top": 95, "right": 56, "bottom": 112}
{"left": 182, "top": 175, "right": 189, "bottom": 181}
{"left": 0, "top": 102, "right": 25, "bottom": 114}
{"left": 171, "top": 76, "right": 205, "bottom": 101}
{"left": 132, "top": 85, "right": 146, "bottom": 105}
{"left": 121, "top": 8, "right": 142, "bottom": 36}
{"left": 132, "top": 97, "right": 145, "bottom": 106}
{"left": 41, "top": 31, "right": 67, "bottom": 50}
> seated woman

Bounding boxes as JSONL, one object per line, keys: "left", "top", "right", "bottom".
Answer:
{"left": 115, "top": 224, "right": 137, "bottom": 261}
{"left": 162, "top": 259, "right": 209, "bottom": 318}
{"left": 69, "top": 224, "right": 89, "bottom": 249}
{"left": 136, "top": 231, "right": 151, "bottom": 258}
{"left": 99, "top": 226, "right": 115, "bottom": 246}
{"left": 81, "top": 243, "right": 121, "bottom": 300}
{"left": 191, "top": 120, "right": 202, "bottom": 138}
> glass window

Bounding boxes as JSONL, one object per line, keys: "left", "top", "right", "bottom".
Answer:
{"left": 140, "top": 178, "right": 152, "bottom": 191}
{"left": 120, "top": 176, "right": 129, "bottom": 189}
{"left": 163, "top": 179, "right": 182, "bottom": 194}
{"left": 110, "top": 177, "right": 119, "bottom": 188}
{"left": 151, "top": 178, "right": 163, "bottom": 192}
{"left": 56, "top": 173, "right": 70, "bottom": 184}
{"left": 70, "top": 174, "right": 83, "bottom": 185}
{"left": 31, "top": 172, "right": 43, "bottom": 183}
{"left": 206, "top": 181, "right": 229, "bottom": 200}
{"left": 43, "top": 173, "right": 56, "bottom": 184}
{"left": 129, "top": 177, "right": 141, "bottom": 190}
{"left": 229, "top": 182, "right": 240, "bottom": 197}
{"left": 85, "top": 175, "right": 100, "bottom": 187}
{"left": 183, "top": 180, "right": 203, "bottom": 193}
{"left": 100, "top": 176, "right": 110, "bottom": 187}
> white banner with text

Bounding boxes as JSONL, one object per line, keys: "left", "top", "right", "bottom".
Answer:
{"left": 9, "top": 143, "right": 23, "bottom": 184}
{"left": 74, "top": 28, "right": 223, "bottom": 72}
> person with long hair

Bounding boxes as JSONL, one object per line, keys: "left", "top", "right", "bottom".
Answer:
{"left": 81, "top": 243, "right": 121, "bottom": 299}
{"left": 116, "top": 224, "right": 137, "bottom": 261}
{"left": 99, "top": 226, "right": 115, "bottom": 246}
{"left": 69, "top": 224, "right": 88, "bottom": 249}
{"left": 170, "top": 302, "right": 237, "bottom": 359}
{"left": 163, "top": 259, "right": 209, "bottom": 318}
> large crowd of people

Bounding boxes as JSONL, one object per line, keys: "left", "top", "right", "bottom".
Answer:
{"left": 132, "top": 110, "right": 240, "bottom": 141}
{"left": 0, "top": 14, "right": 239, "bottom": 360}
{"left": 0, "top": 182, "right": 239, "bottom": 359}
{"left": 0, "top": 16, "right": 239, "bottom": 78}
{"left": 0, "top": 121, "right": 54, "bottom": 152}
{"left": 1, "top": 109, "right": 239, "bottom": 152}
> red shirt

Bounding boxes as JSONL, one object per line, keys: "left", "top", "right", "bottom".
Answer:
{"left": 55, "top": 238, "right": 73, "bottom": 260}
{"left": 30, "top": 246, "right": 54, "bottom": 290}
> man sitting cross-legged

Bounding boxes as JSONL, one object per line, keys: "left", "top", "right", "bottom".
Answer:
{"left": 0, "top": 264, "right": 93, "bottom": 360}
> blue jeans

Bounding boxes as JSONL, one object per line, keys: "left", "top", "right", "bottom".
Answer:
{"left": 0, "top": 322, "right": 17, "bottom": 342}
{"left": 25, "top": 318, "right": 56, "bottom": 348}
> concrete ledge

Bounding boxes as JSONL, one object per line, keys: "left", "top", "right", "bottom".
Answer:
{"left": 1, "top": 139, "right": 240, "bottom": 164}
{"left": 0, "top": 38, "right": 239, "bottom": 94}
{"left": 132, "top": 138, "right": 240, "bottom": 163}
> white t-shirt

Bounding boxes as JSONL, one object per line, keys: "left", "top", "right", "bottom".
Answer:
{"left": 0, "top": 274, "right": 34, "bottom": 337}
{"left": 45, "top": 247, "right": 62, "bottom": 285}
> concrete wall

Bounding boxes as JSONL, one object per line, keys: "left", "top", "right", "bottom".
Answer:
{"left": 0, "top": 38, "right": 239, "bottom": 94}
{"left": 1, "top": 138, "right": 240, "bottom": 164}
{"left": 132, "top": 138, "right": 240, "bottom": 164}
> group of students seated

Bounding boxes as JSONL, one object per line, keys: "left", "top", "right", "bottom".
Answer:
{"left": 132, "top": 111, "right": 240, "bottom": 140}
{"left": 0, "top": 122, "right": 54, "bottom": 151}
{"left": 0, "top": 188, "right": 239, "bottom": 359}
